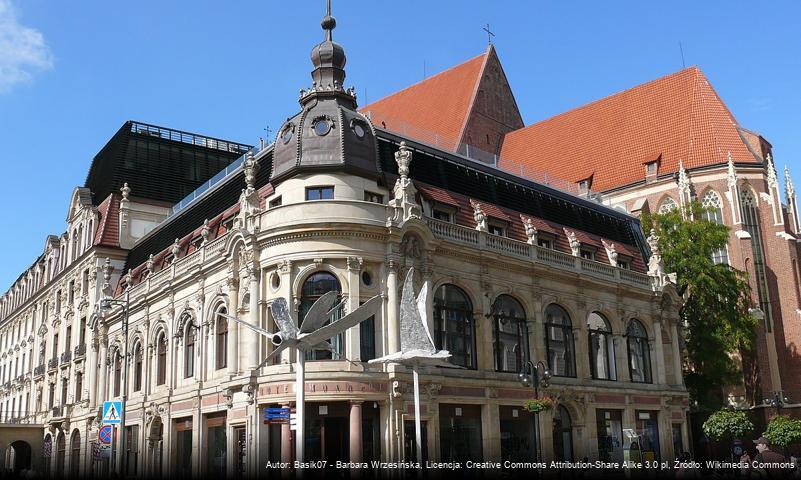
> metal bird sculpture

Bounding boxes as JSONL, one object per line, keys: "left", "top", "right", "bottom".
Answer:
{"left": 369, "top": 267, "right": 452, "bottom": 367}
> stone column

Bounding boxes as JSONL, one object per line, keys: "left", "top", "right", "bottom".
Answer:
{"left": 482, "top": 403, "right": 501, "bottom": 462}
{"left": 349, "top": 401, "right": 364, "bottom": 464}
{"left": 346, "top": 257, "right": 362, "bottom": 361}
{"left": 613, "top": 334, "right": 628, "bottom": 384}
{"left": 573, "top": 303, "right": 590, "bottom": 380}
{"left": 247, "top": 263, "right": 260, "bottom": 371}
{"left": 651, "top": 321, "right": 666, "bottom": 385}
{"left": 529, "top": 295, "right": 546, "bottom": 363}
{"left": 88, "top": 335, "right": 98, "bottom": 407}
{"left": 97, "top": 333, "right": 108, "bottom": 402}
{"left": 385, "top": 258, "right": 400, "bottom": 355}
{"left": 226, "top": 276, "right": 239, "bottom": 376}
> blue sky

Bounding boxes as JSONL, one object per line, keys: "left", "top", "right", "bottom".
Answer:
{"left": 0, "top": 0, "right": 799, "bottom": 291}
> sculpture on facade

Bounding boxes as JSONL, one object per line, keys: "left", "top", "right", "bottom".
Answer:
{"left": 472, "top": 202, "right": 488, "bottom": 232}
{"left": 521, "top": 215, "right": 538, "bottom": 245}
{"left": 387, "top": 141, "right": 422, "bottom": 225}
{"left": 369, "top": 268, "right": 453, "bottom": 466}
{"left": 565, "top": 229, "right": 580, "bottom": 256}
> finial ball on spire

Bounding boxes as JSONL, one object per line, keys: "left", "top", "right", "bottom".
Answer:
{"left": 322, "top": 15, "right": 336, "bottom": 31}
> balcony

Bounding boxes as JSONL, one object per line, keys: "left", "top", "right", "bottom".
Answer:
{"left": 0, "top": 411, "right": 37, "bottom": 425}
{"left": 47, "top": 357, "right": 58, "bottom": 370}
{"left": 60, "top": 351, "right": 72, "bottom": 364}
{"left": 74, "top": 343, "right": 86, "bottom": 358}
{"left": 15, "top": 375, "right": 24, "bottom": 384}
{"left": 51, "top": 406, "right": 63, "bottom": 418}
{"left": 34, "top": 364, "right": 45, "bottom": 376}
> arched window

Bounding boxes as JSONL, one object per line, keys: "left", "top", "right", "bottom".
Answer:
{"left": 299, "top": 272, "right": 343, "bottom": 360}
{"left": 434, "top": 284, "right": 475, "bottom": 369}
{"left": 701, "top": 191, "right": 729, "bottom": 264}
{"left": 588, "top": 313, "right": 616, "bottom": 380}
{"left": 43, "top": 434, "right": 52, "bottom": 476}
{"left": 156, "top": 332, "right": 167, "bottom": 386}
{"left": 740, "top": 188, "right": 772, "bottom": 331}
{"left": 55, "top": 431, "right": 66, "bottom": 476}
{"left": 70, "top": 430, "right": 81, "bottom": 478}
{"left": 113, "top": 350, "right": 122, "bottom": 397}
{"left": 185, "top": 322, "right": 196, "bottom": 378}
{"left": 553, "top": 405, "right": 574, "bottom": 462}
{"left": 215, "top": 305, "right": 228, "bottom": 370}
{"left": 491, "top": 295, "right": 528, "bottom": 373}
{"left": 545, "top": 304, "right": 575, "bottom": 377}
{"left": 658, "top": 197, "right": 678, "bottom": 214}
{"left": 627, "top": 320, "right": 652, "bottom": 383}
{"left": 133, "top": 342, "right": 143, "bottom": 392}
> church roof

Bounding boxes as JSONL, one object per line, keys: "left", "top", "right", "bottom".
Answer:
{"left": 500, "top": 66, "right": 760, "bottom": 192}
{"left": 360, "top": 49, "right": 489, "bottom": 150}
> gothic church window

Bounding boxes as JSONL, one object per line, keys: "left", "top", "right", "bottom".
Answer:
{"left": 701, "top": 190, "right": 729, "bottom": 264}
{"left": 658, "top": 197, "right": 678, "bottom": 214}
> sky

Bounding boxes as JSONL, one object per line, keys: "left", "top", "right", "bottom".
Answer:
{"left": 0, "top": 0, "right": 799, "bottom": 291}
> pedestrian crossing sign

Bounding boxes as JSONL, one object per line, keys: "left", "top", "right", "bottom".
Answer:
{"left": 102, "top": 400, "right": 123, "bottom": 425}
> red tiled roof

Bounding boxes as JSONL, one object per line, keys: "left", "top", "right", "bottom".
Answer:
{"left": 360, "top": 49, "right": 488, "bottom": 149}
{"left": 94, "top": 194, "right": 120, "bottom": 248}
{"left": 499, "top": 66, "right": 759, "bottom": 192}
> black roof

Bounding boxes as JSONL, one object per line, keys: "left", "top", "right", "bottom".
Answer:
{"left": 121, "top": 128, "right": 648, "bottom": 274}
{"left": 84, "top": 121, "right": 252, "bottom": 205}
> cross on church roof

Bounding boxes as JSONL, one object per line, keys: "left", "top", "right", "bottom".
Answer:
{"left": 483, "top": 23, "right": 495, "bottom": 45}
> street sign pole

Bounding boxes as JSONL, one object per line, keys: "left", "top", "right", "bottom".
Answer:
{"left": 295, "top": 351, "right": 305, "bottom": 464}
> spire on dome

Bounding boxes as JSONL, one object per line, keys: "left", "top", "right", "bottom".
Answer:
{"left": 303, "top": 0, "right": 354, "bottom": 104}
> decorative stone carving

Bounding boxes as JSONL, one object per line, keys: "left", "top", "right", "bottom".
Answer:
{"left": 391, "top": 380, "right": 407, "bottom": 398}
{"left": 101, "top": 258, "right": 114, "bottom": 296}
{"left": 170, "top": 239, "right": 181, "bottom": 262}
{"left": 786, "top": 165, "right": 796, "bottom": 202}
{"left": 602, "top": 240, "right": 618, "bottom": 267}
{"left": 400, "top": 235, "right": 422, "bottom": 259}
{"left": 387, "top": 142, "right": 422, "bottom": 225}
{"left": 145, "top": 254, "right": 154, "bottom": 277}
{"left": 279, "top": 259, "right": 292, "bottom": 275}
{"left": 521, "top": 215, "right": 538, "bottom": 245}
{"left": 766, "top": 153, "right": 778, "bottom": 190}
{"left": 727, "top": 151, "right": 737, "bottom": 188}
{"left": 222, "top": 388, "right": 234, "bottom": 409}
{"left": 120, "top": 183, "right": 131, "bottom": 201}
{"left": 472, "top": 201, "right": 487, "bottom": 232}
{"left": 346, "top": 256, "right": 363, "bottom": 272}
{"left": 564, "top": 229, "right": 580, "bottom": 256}
{"left": 243, "top": 152, "right": 260, "bottom": 190}
{"left": 121, "top": 269, "right": 132, "bottom": 290}
{"left": 201, "top": 219, "right": 211, "bottom": 244}
{"left": 243, "top": 383, "right": 256, "bottom": 405}
{"left": 677, "top": 160, "right": 691, "bottom": 203}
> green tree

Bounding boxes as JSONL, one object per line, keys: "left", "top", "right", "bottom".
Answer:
{"left": 702, "top": 409, "right": 754, "bottom": 441}
{"left": 764, "top": 415, "right": 801, "bottom": 451}
{"left": 642, "top": 201, "right": 756, "bottom": 408}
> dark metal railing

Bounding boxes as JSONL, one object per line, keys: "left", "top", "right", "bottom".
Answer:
{"left": 47, "top": 357, "right": 58, "bottom": 370}
{"left": 60, "top": 351, "right": 72, "bottom": 364}
{"left": 74, "top": 343, "right": 86, "bottom": 358}
{"left": 129, "top": 121, "right": 252, "bottom": 154}
{"left": 34, "top": 364, "right": 45, "bottom": 376}
{"left": 51, "top": 406, "right": 63, "bottom": 418}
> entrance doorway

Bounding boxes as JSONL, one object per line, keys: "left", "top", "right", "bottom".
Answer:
{"left": 404, "top": 420, "right": 428, "bottom": 463}
{"left": 7, "top": 441, "right": 32, "bottom": 473}
{"left": 499, "top": 406, "right": 535, "bottom": 462}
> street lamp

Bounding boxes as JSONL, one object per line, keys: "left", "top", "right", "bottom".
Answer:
{"left": 98, "top": 289, "right": 130, "bottom": 477}
{"left": 763, "top": 392, "right": 791, "bottom": 413}
{"left": 518, "top": 360, "right": 551, "bottom": 463}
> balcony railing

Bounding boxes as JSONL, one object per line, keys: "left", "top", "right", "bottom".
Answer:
{"left": 51, "top": 406, "right": 63, "bottom": 418}
{"left": 60, "top": 351, "right": 72, "bottom": 364}
{"left": 74, "top": 343, "right": 86, "bottom": 358}
{"left": 48, "top": 357, "right": 58, "bottom": 370}
{"left": 34, "top": 364, "right": 45, "bottom": 376}
{"left": 0, "top": 410, "right": 37, "bottom": 425}
{"left": 15, "top": 375, "right": 24, "bottom": 384}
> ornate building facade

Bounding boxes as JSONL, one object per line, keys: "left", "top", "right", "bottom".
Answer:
{"left": 0, "top": 9, "right": 688, "bottom": 478}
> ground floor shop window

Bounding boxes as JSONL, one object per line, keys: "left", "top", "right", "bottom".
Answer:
{"left": 672, "top": 423, "right": 684, "bottom": 459}
{"left": 234, "top": 426, "right": 247, "bottom": 476}
{"left": 305, "top": 403, "right": 349, "bottom": 463}
{"left": 175, "top": 417, "right": 192, "bottom": 478}
{"left": 636, "top": 411, "right": 660, "bottom": 461}
{"left": 499, "top": 405, "right": 535, "bottom": 462}
{"left": 125, "top": 425, "right": 139, "bottom": 477}
{"left": 553, "top": 405, "right": 574, "bottom": 461}
{"left": 206, "top": 413, "right": 227, "bottom": 478}
{"left": 404, "top": 420, "right": 428, "bottom": 463}
{"left": 596, "top": 409, "right": 623, "bottom": 463}
{"left": 439, "top": 404, "right": 483, "bottom": 462}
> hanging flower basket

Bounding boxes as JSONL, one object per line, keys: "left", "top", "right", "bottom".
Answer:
{"left": 523, "top": 397, "right": 554, "bottom": 413}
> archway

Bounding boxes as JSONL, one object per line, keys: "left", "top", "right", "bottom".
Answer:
{"left": 8, "top": 440, "right": 32, "bottom": 472}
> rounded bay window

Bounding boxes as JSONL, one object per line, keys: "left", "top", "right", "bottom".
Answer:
{"left": 299, "top": 271, "right": 343, "bottom": 360}
{"left": 434, "top": 284, "right": 475, "bottom": 369}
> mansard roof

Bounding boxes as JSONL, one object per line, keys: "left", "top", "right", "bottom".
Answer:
{"left": 84, "top": 121, "right": 252, "bottom": 206}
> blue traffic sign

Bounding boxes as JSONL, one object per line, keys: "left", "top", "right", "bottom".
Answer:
{"left": 99, "top": 425, "right": 113, "bottom": 444}
{"left": 264, "top": 407, "right": 291, "bottom": 421}
{"left": 102, "top": 401, "right": 123, "bottom": 425}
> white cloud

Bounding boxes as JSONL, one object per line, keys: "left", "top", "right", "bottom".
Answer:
{"left": 0, "top": 0, "right": 53, "bottom": 93}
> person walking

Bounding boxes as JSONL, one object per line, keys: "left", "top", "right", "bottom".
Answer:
{"left": 752, "top": 436, "right": 788, "bottom": 479}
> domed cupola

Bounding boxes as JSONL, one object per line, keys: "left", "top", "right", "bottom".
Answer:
{"left": 271, "top": 0, "right": 379, "bottom": 183}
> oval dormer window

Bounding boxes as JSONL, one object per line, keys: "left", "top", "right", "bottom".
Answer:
{"left": 351, "top": 120, "right": 365, "bottom": 139}
{"left": 313, "top": 118, "right": 332, "bottom": 136}
{"left": 280, "top": 124, "right": 294, "bottom": 144}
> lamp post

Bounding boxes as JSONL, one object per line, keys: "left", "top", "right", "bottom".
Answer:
{"left": 99, "top": 289, "right": 130, "bottom": 477}
{"left": 518, "top": 360, "right": 551, "bottom": 463}
{"left": 764, "top": 392, "right": 790, "bottom": 414}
